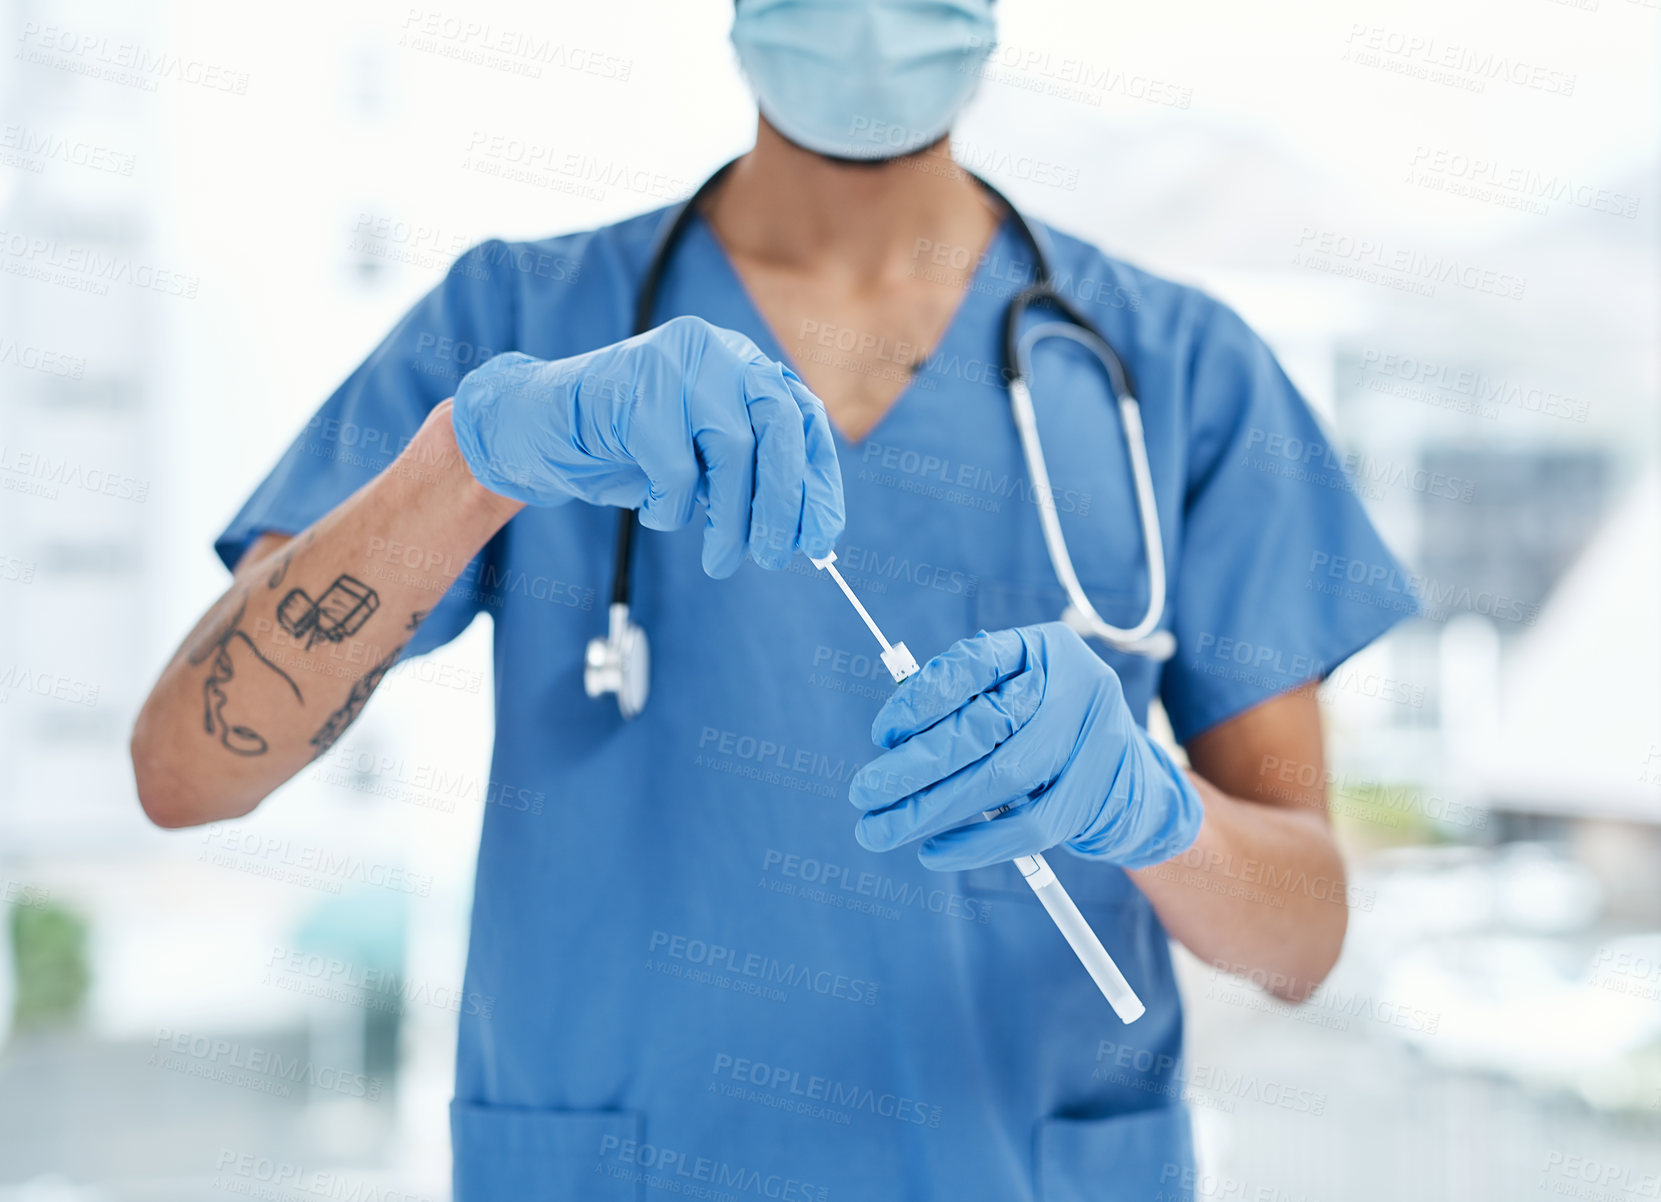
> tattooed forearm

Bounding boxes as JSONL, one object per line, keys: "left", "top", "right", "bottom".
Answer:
{"left": 194, "top": 598, "right": 305, "bottom": 757}
{"left": 406, "top": 608, "right": 430, "bottom": 632}
{"left": 309, "top": 642, "right": 405, "bottom": 758}
{"left": 185, "top": 559, "right": 383, "bottom": 760}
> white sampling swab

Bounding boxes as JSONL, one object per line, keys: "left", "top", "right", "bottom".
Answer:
{"left": 823, "top": 562, "right": 892, "bottom": 652}
{"left": 808, "top": 551, "right": 1144, "bottom": 1024}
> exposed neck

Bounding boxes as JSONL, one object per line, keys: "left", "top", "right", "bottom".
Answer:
{"left": 704, "top": 118, "right": 999, "bottom": 286}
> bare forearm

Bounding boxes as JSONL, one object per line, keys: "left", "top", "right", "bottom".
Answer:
{"left": 1129, "top": 772, "right": 1349, "bottom": 1000}
{"left": 131, "top": 400, "right": 522, "bottom": 827}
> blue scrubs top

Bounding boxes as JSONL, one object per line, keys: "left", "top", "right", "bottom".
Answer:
{"left": 219, "top": 206, "right": 1411, "bottom": 1202}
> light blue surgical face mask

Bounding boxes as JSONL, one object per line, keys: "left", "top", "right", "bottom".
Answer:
{"left": 731, "top": 0, "right": 997, "bottom": 162}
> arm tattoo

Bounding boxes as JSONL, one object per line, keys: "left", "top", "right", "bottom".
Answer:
{"left": 192, "top": 598, "right": 305, "bottom": 757}
{"left": 309, "top": 642, "right": 405, "bottom": 758}
{"left": 276, "top": 574, "right": 379, "bottom": 650}
{"left": 406, "top": 609, "right": 430, "bottom": 632}
{"left": 264, "top": 531, "right": 314, "bottom": 590}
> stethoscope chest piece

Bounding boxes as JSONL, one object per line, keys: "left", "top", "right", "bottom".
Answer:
{"left": 585, "top": 601, "right": 650, "bottom": 719}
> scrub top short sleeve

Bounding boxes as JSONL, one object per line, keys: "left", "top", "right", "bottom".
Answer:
{"left": 1160, "top": 298, "right": 1416, "bottom": 743}
{"left": 213, "top": 239, "right": 518, "bottom": 658}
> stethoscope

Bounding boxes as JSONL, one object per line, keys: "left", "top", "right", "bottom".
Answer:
{"left": 584, "top": 160, "right": 1175, "bottom": 719}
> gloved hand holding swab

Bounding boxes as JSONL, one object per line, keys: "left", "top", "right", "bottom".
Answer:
{"left": 810, "top": 550, "right": 1147, "bottom": 1024}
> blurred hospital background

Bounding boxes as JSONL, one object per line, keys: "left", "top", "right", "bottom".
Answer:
{"left": 1, "top": 0, "right": 1657, "bottom": 1198}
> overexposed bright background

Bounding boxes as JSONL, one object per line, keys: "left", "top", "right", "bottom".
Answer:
{"left": 1, "top": 0, "right": 1657, "bottom": 1198}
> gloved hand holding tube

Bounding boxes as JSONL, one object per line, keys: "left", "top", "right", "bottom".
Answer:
{"left": 450, "top": 314, "right": 845, "bottom": 577}
{"left": 814, "top": 552, "right": 1182, "bottom": 1022}
{"left": 849, "top": 623, "right": 1203, "bottom": 872}
{"left": 848, "top": 622, "right": 1203, "bottom": 1022}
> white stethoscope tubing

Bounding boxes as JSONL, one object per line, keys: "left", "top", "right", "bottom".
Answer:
{"left": 1011, "top": 321, "right": 1174, "bottom": 661}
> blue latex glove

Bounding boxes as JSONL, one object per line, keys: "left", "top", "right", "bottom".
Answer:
{"left": 849, "top": 623, "right": 1203, "bottom": 871}
{"left": 451, "top": 315, "right": 844, "bottom": 578}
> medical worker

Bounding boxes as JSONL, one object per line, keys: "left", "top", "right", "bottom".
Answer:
{"left": 132, "top": 2, "right": 1412, "bottom": 1198}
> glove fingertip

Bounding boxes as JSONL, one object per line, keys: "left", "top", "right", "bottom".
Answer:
{"left": 799, "top": 513, "right": 843, "bottom": 563}
{"left": 917, "top": 838, "right": 975, "bottom": 873}
{"left": 870, "top": 698, "right": 916, "bottom": 749}
{"left": 853, "top": 818, "right": 887, "bottom": 853}
{"left": 700, "top": 533, "right": 744, "bottom": 580}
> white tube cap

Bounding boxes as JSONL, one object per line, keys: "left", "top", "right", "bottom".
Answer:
{"left": 881, "top": 642, "right": 919, "bottom": 683}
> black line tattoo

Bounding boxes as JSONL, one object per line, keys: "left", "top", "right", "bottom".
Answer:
{"left": 277, "top": 574, "right": 379, "bottom": 650}
{"left": 264, "top": 531, "right": 314, "bottom": 590}
{"left": 267, "top": 550, "right": 294, "bottom": 590}
{"left": 406, "top": 609, "right": 430, "bottom": 632}
{"left": 190, "top": 598, "right": 305, "bottom": 757}
{"left": 309, "top": 643, "right": 405, "bottom": 758}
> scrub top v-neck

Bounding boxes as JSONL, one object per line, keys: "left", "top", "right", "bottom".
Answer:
{"left": 215, "top": 200, "right": 1412, "bottom": 1202}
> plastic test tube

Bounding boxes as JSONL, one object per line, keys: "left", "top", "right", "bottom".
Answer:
{"left": 810, "top": 553, "right": 1144, "bottom": 1024}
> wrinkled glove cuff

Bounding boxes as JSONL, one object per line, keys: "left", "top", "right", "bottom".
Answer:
{"left": 452, "top": 354, "right": 581, "bottom": 508}
{"left": 1066, "top": 733, "right": 1204, "bottom": 868}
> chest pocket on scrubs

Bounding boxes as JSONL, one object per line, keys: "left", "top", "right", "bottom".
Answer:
{"left": 1037, "top": 1106, "right": 1196, "bottom": 1202}
{"left": 959, "top": 576, "right": 1165, "bottom": 909}
{"left": 451, "top": 1101, "right": 643, "bottom": 1201}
